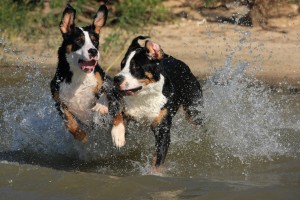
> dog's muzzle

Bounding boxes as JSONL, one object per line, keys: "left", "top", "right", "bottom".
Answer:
{"left": 114, "top": 75, "right": 143, "bottom": 96}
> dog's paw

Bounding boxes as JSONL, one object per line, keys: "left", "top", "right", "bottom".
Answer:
{"left": 111, "top": 123, "right": 126, "bottom": 148}
{"left": 92, "top": 103, "right": 109, "bottom": 115}
{"left": 73, "top": 129, "right": 88, "bottom": 143}
{"left": 151, "top": 165, "right": 166, "bottom": 176}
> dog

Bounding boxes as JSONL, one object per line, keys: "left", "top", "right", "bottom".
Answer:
{"left": 50, "top": 3, "right": 115, "bottom": 143}
{"left": 111, "top": 36, "right": 203, "bottom": 172}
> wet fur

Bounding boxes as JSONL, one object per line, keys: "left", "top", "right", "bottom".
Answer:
{"left": 112, "top": 36, "right": 203, "bottom": 170}
{"left": 50, "top": 4, "right": 110, "bottom": 142}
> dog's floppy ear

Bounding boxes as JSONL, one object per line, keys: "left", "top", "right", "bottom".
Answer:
{"left": 145, "top": 40, "right": 164, "bottom": 60}
{"left": 120, "top": 36, "right": 150, "bottom": 68}
{"left": 92, "top": 4, "right": 108, "bottom": 35}
{"left": 60, "top": 4, "right": 76, "bottom": 35}
{"left": 129, "top": 36, "right": 150, "bottom": 51}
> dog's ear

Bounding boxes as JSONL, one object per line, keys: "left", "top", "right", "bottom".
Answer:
{"left": 60, "top": 4, "right": 76, "bottom": 35}
{"left": 145, "top": 40, "right": 164, "bottom": 60}
{"left": 120, "top": 36, "right": 150, "bottom": 68}
{"left": 129, "top": 36, "right": 150, "bottom": 51}
{"left": 92, "top": 4, "right": 108, "bottom": 35}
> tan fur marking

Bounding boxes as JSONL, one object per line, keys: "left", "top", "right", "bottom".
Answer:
{"left": 52, "top": 91, "right": 60, "bottom": 103}
{"left": 66, "top": 44, "right": 72, "bottom": 54}
{"left": 63, "top": 107, "right": 88, "bottom": 142}
{"left": 94, "top": 71, "right": 103, "bottom": 94}
{"left": 113, "top": 113, "right": 124, "bottom": 126}
{"left": 139, "top": 78, "right": 151, "bottom": 85}
{"left": 138, "top": 72, "right": 156, "bottom": 85}
{"left": 151, "top": 108, "right": 168, "bottom": 128}
{"left": 145, "top": 72, "right": 153, "bottom": 79}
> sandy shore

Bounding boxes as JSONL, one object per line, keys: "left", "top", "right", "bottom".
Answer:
{"left": 146, "top": 18, "right": 300, "bottom": 87}
{"left": 1, "top": 16, "right": 300, "bottom": 88}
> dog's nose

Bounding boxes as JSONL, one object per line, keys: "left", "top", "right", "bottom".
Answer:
{"left": 88, "top": 48, "right": 98, "bottom": 58}
{"left": 114, "top": 75, "right": 124, "bottom": 86}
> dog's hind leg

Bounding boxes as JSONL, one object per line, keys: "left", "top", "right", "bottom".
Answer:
{"left": 151, "top": 112, "right": 172, "bottom": 173}
{"left": 182, "top": 97, "right": 204, "bottom": 127}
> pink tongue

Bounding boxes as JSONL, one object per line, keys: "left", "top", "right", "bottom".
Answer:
{"left": 80, "top": 60, "right": 97, "bottom": 73}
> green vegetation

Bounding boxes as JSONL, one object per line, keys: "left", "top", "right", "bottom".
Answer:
{"left": 203, "top": 0, "right": 218, "bottom": 6}
{"left": 115, "top": 0, "right": 169, "bottom": 31}
{"left": 103, "top": 0, "right": 170, "bottom": 53}
{"left": 0, "top": 0, "right": 170, "bottom": 40}
{"left": 0, "top": 0, "right": 84, "bottom": 39}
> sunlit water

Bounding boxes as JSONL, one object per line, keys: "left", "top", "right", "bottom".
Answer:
{"left": 1, "top": 34, "right": 300, "bottom": 199}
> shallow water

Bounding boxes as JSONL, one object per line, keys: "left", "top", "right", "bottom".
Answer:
{"left": 1, "top": 37, "right": 300, "bottom": 199}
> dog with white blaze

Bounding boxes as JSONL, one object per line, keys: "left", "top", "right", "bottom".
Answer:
{"left": 50, "top": 3, "right": 119, "bottom": 143}
{"left": 112, "top": 36, "right": 203, "bottom": 172}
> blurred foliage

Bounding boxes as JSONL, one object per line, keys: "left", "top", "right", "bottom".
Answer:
{"left": 0, "top": 0, "right": 170, "bottom": 40}
{"left": 203, "top": 0, "right": 218, "bottom": 6}
{"left": 115, "top": 0, "right": 170, "bottom": 31}
{"left": 101, "top": 0, "right": 170, "bottom": 53}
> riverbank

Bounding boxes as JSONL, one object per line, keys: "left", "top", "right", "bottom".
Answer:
{"left": 1, "top": 15, "right": 300, "bottom": 89}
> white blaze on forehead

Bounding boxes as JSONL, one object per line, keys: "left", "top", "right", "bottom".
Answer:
{"left": 116, "top": 51, "right": 142, "bottom": 90}
{"left": 80, "top": 28, "right": 96, "bottom": 50}
{"left": 120, "top": 50, "right": 136, "bottom": 74}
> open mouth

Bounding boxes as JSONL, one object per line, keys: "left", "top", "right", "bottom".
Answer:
{"left": 122, "top": 86, "right": 143, "bottom": 96}
{"left": 78, "top": 59, "right": 97, "bottom": 73}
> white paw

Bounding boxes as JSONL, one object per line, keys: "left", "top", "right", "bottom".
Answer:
{"left": 92, "top": 103, "right": 108, "bottom": 115}
{"left": 111, "top": 123, "right": 126, "bottom": 148}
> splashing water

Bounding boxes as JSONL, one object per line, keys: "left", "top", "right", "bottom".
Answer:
{"left": 0, "top": 34, "right": 300, "bottom": 177}
{"left": 203, "top": 56, "right": 288, "bottom": 161}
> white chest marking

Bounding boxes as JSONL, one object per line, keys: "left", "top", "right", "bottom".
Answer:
{"left": 124, "top": 75, "right": 167, "bottom": 122}
{"left": 59, "top": 73, "right": 98, "bottom": 125}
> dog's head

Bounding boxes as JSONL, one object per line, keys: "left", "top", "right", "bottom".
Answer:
{"left": 59, "top": 4, "right": 108, "bottom": 73}
{"left": 114, "top": 36, "right": 165, "bottom": 96}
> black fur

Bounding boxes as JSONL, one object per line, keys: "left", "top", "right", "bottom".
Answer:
{"left": 114, "top": 36, "right": 203, "bottom": 168}
{"left": 50, "top": 4, "right": 119, "bottom": 141}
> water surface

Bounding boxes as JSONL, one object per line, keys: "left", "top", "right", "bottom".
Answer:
{"left": 0, "top": 37, "right": 300, "bottom": 200}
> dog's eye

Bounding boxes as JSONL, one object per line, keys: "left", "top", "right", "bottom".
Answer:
{"left": 74, "top": 38, "right": 84, "bottom": 46}
{"left": 92, "top": 39, "right": 99, "bottom": 46}
{"left": 131, "top": 63, "right": 140, "bottom": 71}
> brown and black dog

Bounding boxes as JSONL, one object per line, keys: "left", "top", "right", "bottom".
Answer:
{"left": 111, "top": 36, "right": 203, "bottom": 172}
{"left": 50, "top": 4, "right": 116, "bottom": 143}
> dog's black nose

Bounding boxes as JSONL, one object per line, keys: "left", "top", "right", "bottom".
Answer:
{"left": 88, "top": 48, "right": 98, "bottom": 58}
{"left": 114, "top": 75, "right": 124, "bottom": 85}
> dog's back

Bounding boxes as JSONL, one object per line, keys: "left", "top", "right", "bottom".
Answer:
{"left": 156, "top": 54, "right": 203, "bottom": 124}
{"left": 159, "top": 55, "right": 202, "bottom": 101}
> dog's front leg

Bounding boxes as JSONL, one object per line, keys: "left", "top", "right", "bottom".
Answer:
{"left": 111, "top": 112, "right": 126, "bottom": 148}
{"left": 51, "top": 90, "right": 88, "bottom": 143}
{"left": 151, "top": 113, "right": 172, "bottom": 173}
{"left": 63, "top": 106, "right": 88, "bottom": 143}
{"left": 92, "top": 94, "right": 109, "bottom": 115}
{"left": 92, "top": 71, "right": 109, "bottom": 115}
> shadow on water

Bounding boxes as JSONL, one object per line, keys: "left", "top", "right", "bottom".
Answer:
{"left": 0, "top": 147, "right": 148, "bottom": 175}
